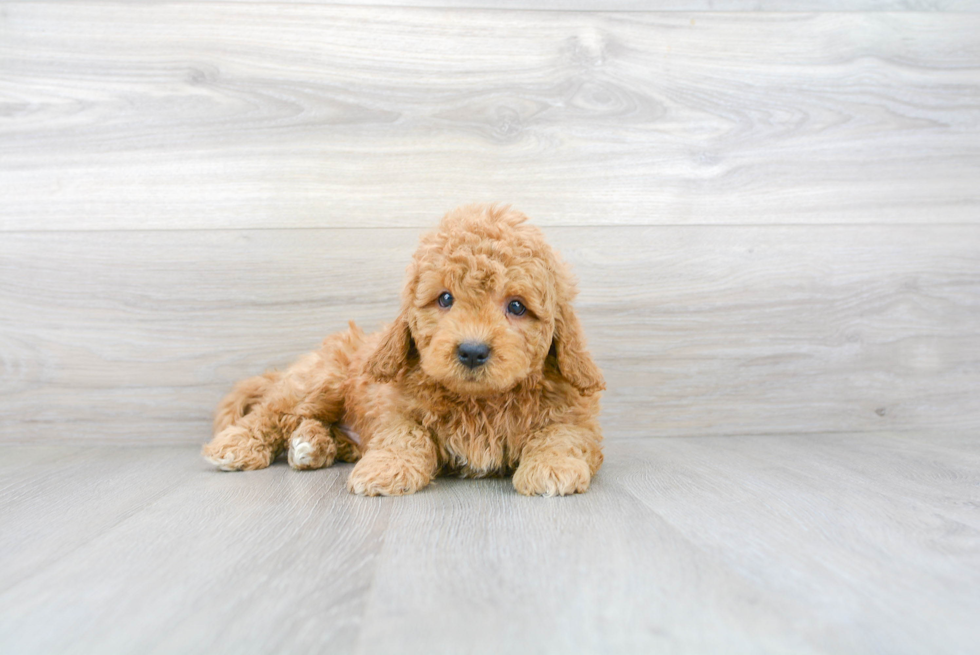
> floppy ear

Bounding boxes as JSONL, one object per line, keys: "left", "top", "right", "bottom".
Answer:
{"left": 365, "top": 312, "right": 414, "bottom": 382}
{"left": 552, "top": 301, "right": 605, "bottom": 395}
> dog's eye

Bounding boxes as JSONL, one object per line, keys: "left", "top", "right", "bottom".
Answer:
{"left": 506, "top": 299, "right": 527, "bottom": 316}
{"left": 437, "top": 292, "right": 454, "bottom": 309}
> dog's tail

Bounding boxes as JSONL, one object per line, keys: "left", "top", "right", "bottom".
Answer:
{"left": 213, "top": 371, "right": 282, "bottom": 436}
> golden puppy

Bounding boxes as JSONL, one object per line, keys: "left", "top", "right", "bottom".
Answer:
{"left": 202, "top": 204, "right": 604, "bottom": 496}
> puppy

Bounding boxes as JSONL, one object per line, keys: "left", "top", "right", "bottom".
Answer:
{"left": 202, "top": 204, "right": 605, "bottom": 496}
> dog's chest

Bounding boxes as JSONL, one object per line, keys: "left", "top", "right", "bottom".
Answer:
{"left": 426, "top": 401, "right": 536, "bottom": 477}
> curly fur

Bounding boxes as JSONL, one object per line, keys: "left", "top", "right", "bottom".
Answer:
{"left": 202, "top": 204, "right": 605, "bottom": 496}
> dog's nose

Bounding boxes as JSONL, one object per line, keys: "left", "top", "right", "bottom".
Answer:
{"left": 457, "top": 341, "right": 491, "bottom": 369}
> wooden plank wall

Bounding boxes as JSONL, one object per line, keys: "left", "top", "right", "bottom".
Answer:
{"left": 1, "top": 2, "right": 978, "bottom": 443}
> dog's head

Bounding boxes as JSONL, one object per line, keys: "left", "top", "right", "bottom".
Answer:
{"left": 367, "top": 205, "right": 604, "bottom": 397}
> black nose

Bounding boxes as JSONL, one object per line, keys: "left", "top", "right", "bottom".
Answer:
{"left": 457, "top": 341, "right": 491, "bottom": 369}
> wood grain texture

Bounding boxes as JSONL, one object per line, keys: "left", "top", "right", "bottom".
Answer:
{"left": 2, "top": 5, "right": 979, "bottom": 230}
{"left": 0, "top": 447, "right": 196, "bottom": 591}
{"left": 0, "top": 436, "right": 977, "bottom": 654}
{"left": 0, "top": 447, "right": 390, "bottom": 654}
{"left": 1, "top": 225, "right": 977, "bottom": 444}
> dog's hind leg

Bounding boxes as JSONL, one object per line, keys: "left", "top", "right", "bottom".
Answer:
{"left": 203, "top": 411, "right": 285, "bottom": 471}
{"left": 203, "top": 324, "right": 366, "bottom": 471}
{"left": 284, "top": 325, "right": 367, "bottom": 470}
{"left": 203, "top": 371, "right": 283, "bottom": 470}
{"left": 204, "top": 356, "right": 328, "bottom": 471}
{"left": 203, "top": 352, "right": 323, "bottom": 470}
{"left": 212, "top": 371, "right": 281, "bottom": 435}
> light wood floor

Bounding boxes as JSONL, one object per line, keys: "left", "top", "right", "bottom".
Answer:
{"left": 1, "top": 434, "right": 978, "bottom": 654}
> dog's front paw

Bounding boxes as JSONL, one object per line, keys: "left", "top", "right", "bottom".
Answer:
{"left": 202, "top": 426, "right": 276, "bottom": 471}
{"left": 347, "top": 450, "right": 431, "bottom": 496}
{"left": 287, "top": 420, "right": 336, "bottom": 471}
{"left": 513, "top": 454, "right": 592, "bottom": 496}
